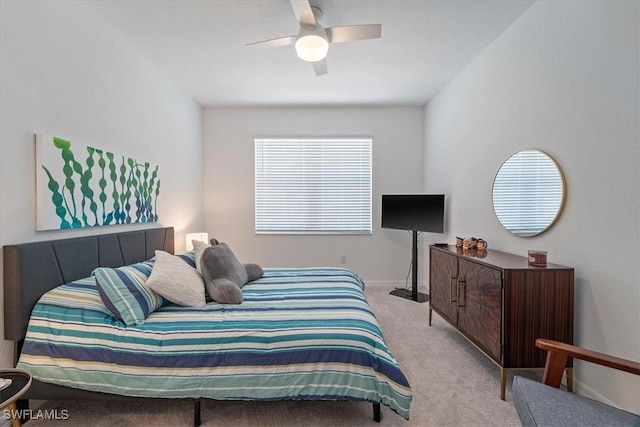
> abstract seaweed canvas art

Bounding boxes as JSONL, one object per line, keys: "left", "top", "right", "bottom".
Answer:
{"left": 36, "top": 134, "right": 160, "bottom": 230}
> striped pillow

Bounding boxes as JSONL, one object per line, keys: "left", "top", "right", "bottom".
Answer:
{"left": 177, "top": 250, "right": 197, "bottom": 269}
{"left": 94, "top": 261, "right": 165, "bottom": 326}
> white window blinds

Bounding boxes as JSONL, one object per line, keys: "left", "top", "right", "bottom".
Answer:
{"left": 492, "top": 150, "right": 564, "bottom": 235}
{"left": 255, "top": 137, "right": 372, "bottom": 234}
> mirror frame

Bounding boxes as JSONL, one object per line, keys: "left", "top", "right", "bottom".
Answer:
{"left": 492, "top": 149, "right": 566, "bottom": 237}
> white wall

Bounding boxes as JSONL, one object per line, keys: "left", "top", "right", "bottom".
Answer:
{"left": 0, "top": 2, "right": 204, "bottom": 367}
{"left": 203, "top": 106, "right": 426, "bottom": 283}
{"left": 424, "top": 0, "right": 639, "bottom": 412}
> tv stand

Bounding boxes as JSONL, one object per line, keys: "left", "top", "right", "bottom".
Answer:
{"left": 389, "top": 230, "right": 429, "bottom": 303}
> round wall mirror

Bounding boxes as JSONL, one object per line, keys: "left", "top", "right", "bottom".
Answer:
{"left": 492, "top": 150, "right": 566, "bottom": 237}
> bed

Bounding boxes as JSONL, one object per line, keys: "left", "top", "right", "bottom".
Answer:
{"left": 3, "top": 227, "right": 411, "bottom": 425}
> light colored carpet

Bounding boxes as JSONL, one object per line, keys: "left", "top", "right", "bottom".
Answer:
{"left": 27, "top": 285, "right": 530, "bottom": 426}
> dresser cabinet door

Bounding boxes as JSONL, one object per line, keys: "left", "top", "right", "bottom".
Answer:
{"left": 456, "top": 259, "right": 502, "bottom": 361}
{"left": 429, "top": 248, "right": 458, "bottom": 324}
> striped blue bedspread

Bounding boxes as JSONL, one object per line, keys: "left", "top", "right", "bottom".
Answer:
{"left": 17, "top": 267, "right": 412, "bottom": 418}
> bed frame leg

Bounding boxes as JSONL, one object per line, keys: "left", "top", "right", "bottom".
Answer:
{"left": 373, "top": 402, "right": 382, "bottom": 422}
{"left": 194, "top": 399, "right": 201, "bottom": 427}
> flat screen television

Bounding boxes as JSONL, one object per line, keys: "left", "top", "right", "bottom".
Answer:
{"left": 381, "top": 194, "right": 444, "bottom": 233}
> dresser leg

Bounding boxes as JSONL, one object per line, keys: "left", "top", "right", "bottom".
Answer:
{"left": 500, "top": 368, "right": 507, "bottom": 400}
{"left": 566, "top": 367, "right": 573, "bottom": 392}
{"left": 428, "top": 308, "right": 432, "bottom": 326}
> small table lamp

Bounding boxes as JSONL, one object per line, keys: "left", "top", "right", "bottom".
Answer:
{"left": 185, "top": 232, "right": 209, "bottom": 251}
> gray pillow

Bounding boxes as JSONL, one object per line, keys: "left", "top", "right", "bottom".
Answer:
{"left": 200, "top": 244, "right": 246, "bottom": 304}
{"left": 208, "top": 238, "right": 263, "bottom": 284}
{"left": 204, "top": 243, "right": 248, "bottom": 286}
{"left": 244, "top": 263, "right": 264, "bottom": 283}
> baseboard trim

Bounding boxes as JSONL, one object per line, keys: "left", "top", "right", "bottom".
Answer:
{"left": 363, "top": 281, "right": 428, "bottom": 291}
{"left": 364, "top": 281, "right": 405, "bottom": 288}
{"left": 572, "top": 377, "right": 621, "bottom": 410}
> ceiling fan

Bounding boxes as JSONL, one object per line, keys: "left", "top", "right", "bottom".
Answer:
{"left": 247, "top": 0, "right": 382, "bottom": 76}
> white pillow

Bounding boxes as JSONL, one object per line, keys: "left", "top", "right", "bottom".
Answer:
{"left": 146, "top": 250, "right": 206, "bottom": 306}
{"left": 192, "top": 239, "right": 211, "bottom": 274}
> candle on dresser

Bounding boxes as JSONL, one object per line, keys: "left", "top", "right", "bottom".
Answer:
{"left": 528, "top": 250, "right": 548, "bottom": 267}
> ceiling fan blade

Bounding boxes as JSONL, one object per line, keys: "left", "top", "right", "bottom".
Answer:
{"left": 326, "top": 24, "right": 382, "bottom": 43}
{"left": 290, "top": 0, "right": 316, "bottom": 27}
{"left": 312, "top": 59, "right": 328, "bottom": 76}
{"left": 246, "top": 35, "right": 296, "bottom": 49}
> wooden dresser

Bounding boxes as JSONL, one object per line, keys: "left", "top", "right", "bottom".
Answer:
{"left": 428, "top": 245, "right": 574, "bottom": 399}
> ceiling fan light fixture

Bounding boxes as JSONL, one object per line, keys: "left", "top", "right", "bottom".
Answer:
{"left": 295, "top": 29, "right": 328, "bottom": 62}
{"left": 247, "top": 1, "right": 382, "bottom": 76}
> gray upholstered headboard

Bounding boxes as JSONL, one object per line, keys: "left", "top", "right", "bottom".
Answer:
{"left": 3, "top": 227, "right": 174, "bottom": 344}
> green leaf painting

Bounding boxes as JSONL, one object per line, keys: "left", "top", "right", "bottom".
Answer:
{"left": 36, "top": 134, "right": 160, "bottom": 230}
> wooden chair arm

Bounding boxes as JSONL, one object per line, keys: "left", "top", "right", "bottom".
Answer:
{"left": 536, "top": 338, "right": 640, "bottom": 388}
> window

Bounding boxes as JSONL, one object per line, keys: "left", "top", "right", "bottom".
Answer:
{"left": 255, "top": 137, "right": 372, "bottom": 234}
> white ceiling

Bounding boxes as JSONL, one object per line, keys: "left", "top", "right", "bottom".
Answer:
{"left": 88, "top": 0, "right": 534, "bottom": 107}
